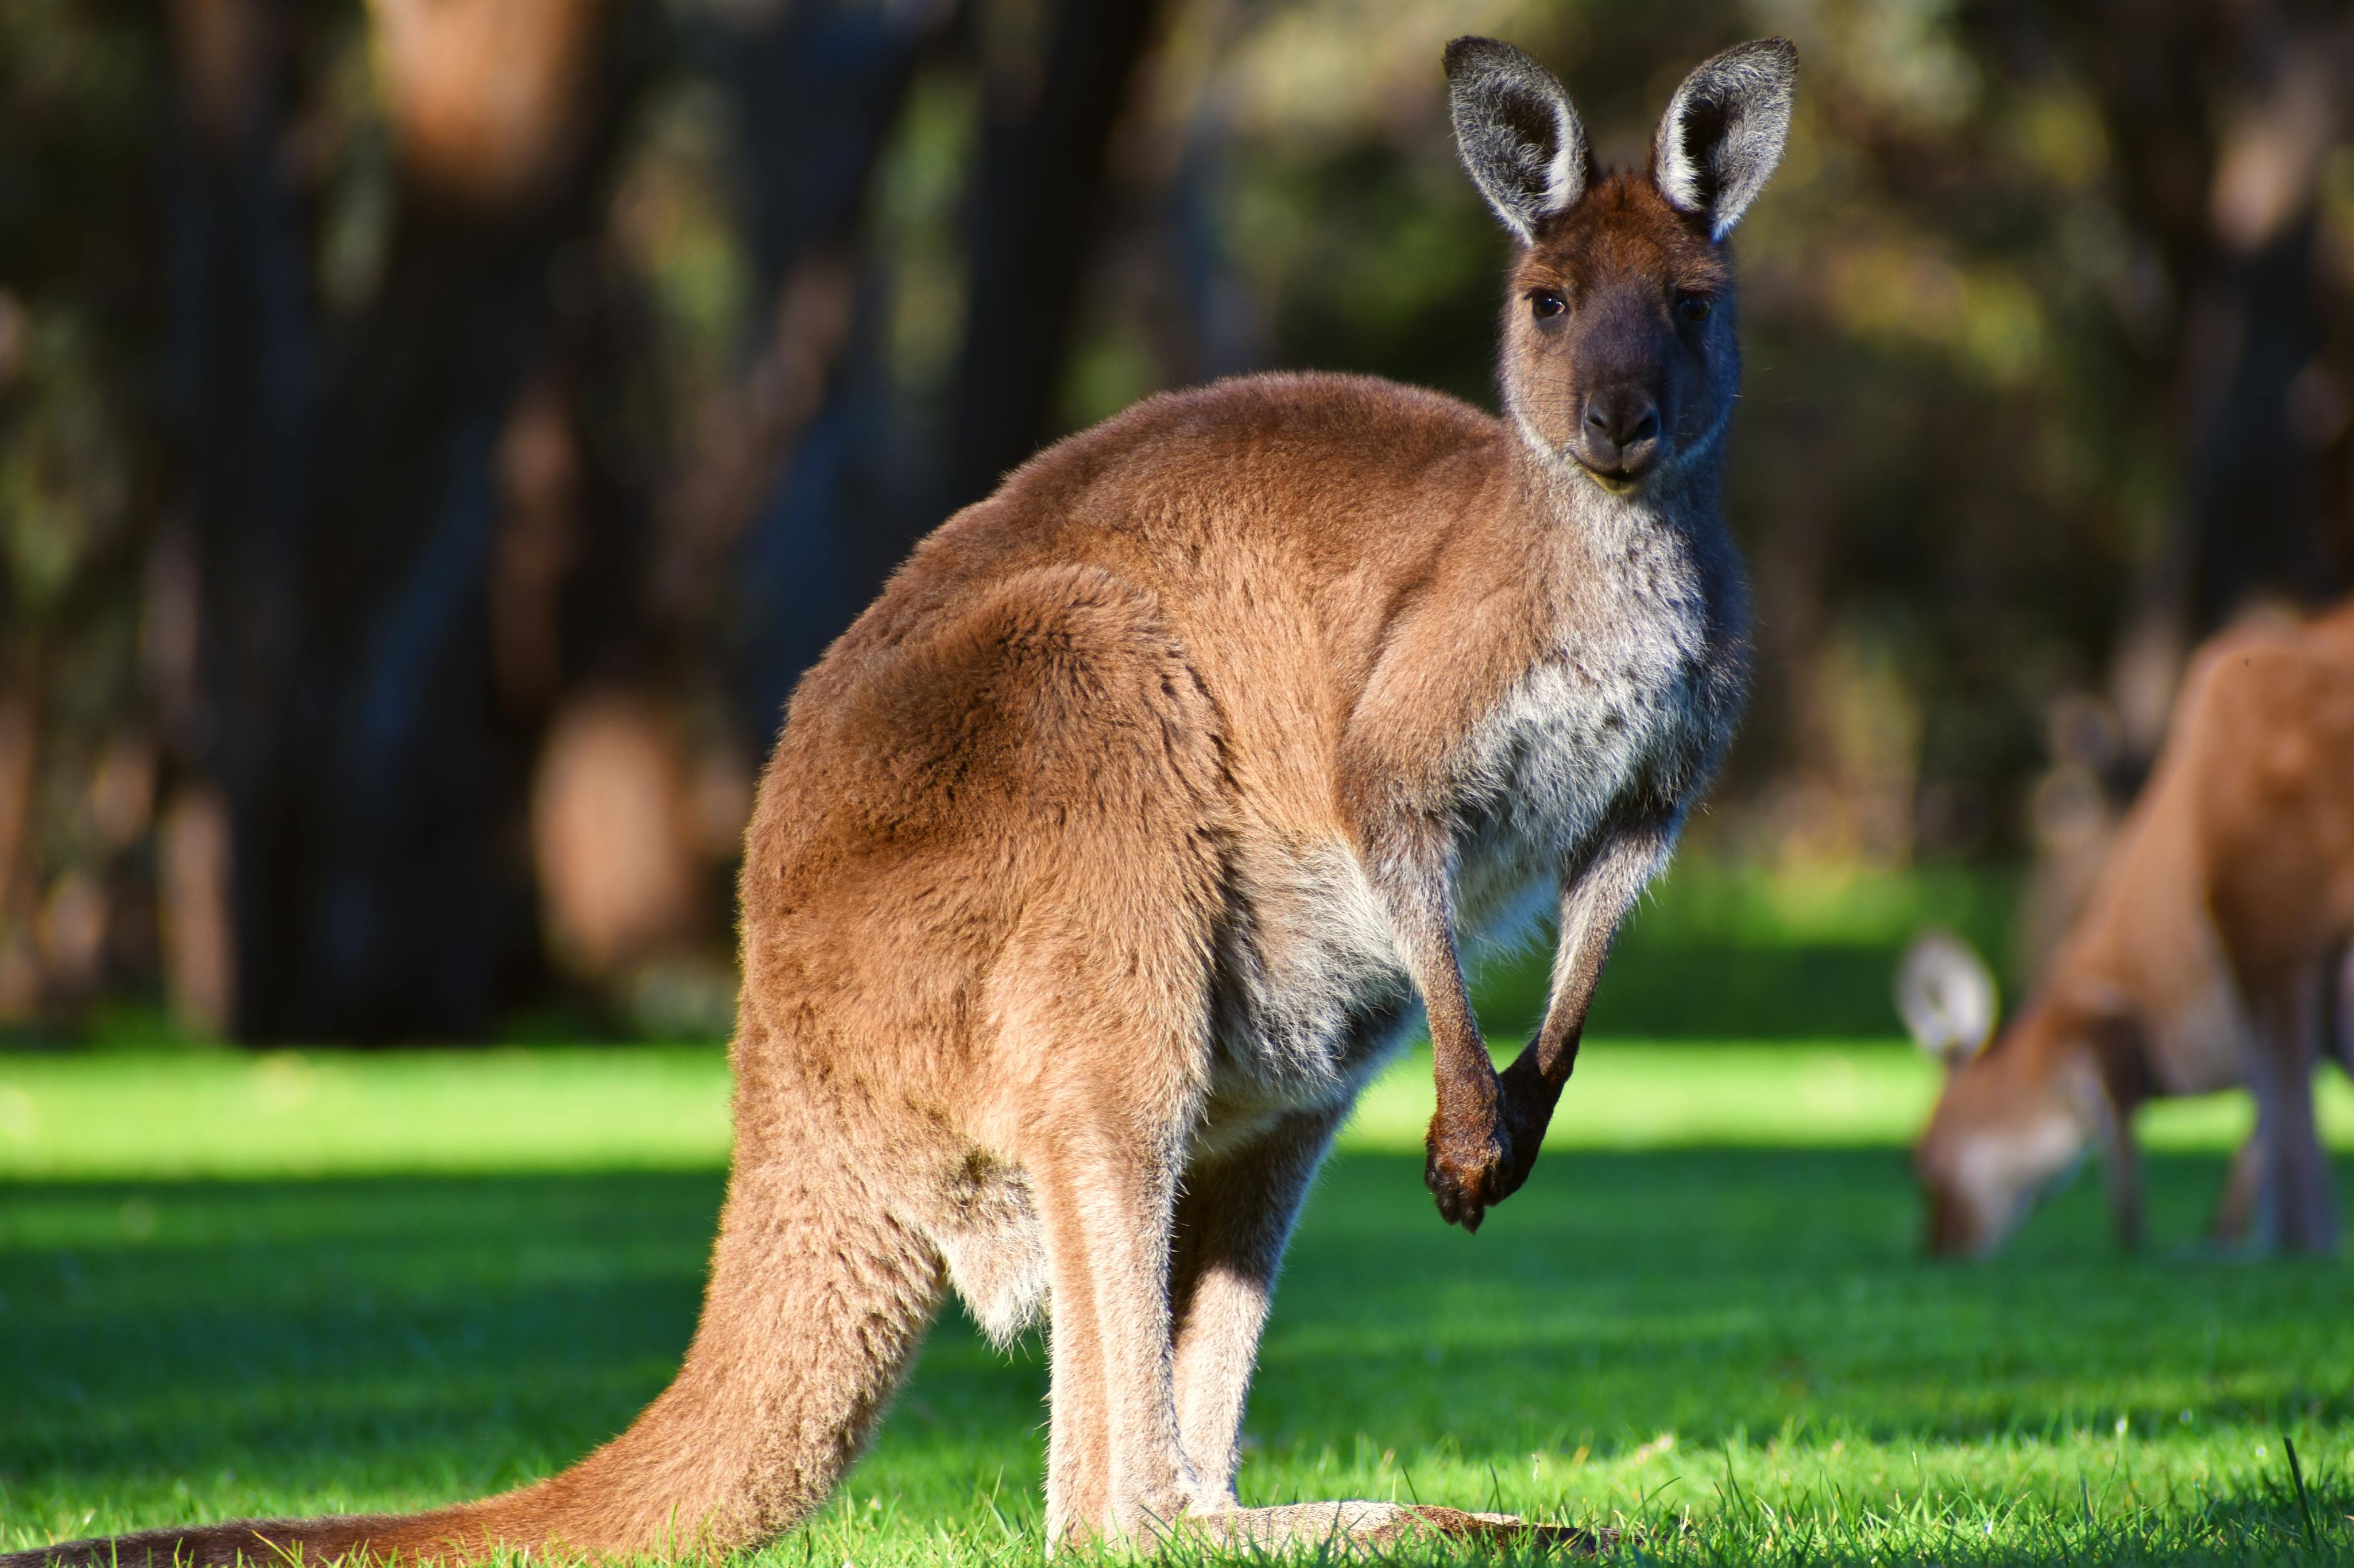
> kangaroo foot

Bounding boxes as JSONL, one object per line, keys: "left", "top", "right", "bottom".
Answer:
{"left": 1184, "top": 1500, "right": 1608, "bottom": 1555}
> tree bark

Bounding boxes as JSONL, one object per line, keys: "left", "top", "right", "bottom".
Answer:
{"left": 166, "top": 0, "right": 656, "bottom": 1040}
{"left": 938, "top": 0, "right": 1166, "bottom": 515}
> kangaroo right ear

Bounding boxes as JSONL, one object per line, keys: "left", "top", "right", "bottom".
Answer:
{"left": 1651, "top": 38, "right": 1796, "bottom": 240}
{"left": 1444, "top": 37, "right": 1592, "bottom": 243}
{"left": 1896, "top": 930, "right": 1999, "bottom": 1066}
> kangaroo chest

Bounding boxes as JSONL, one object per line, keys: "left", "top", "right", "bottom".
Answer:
{"left": 1200, "top": 505, "right": 1735, "bottom": 1143}
{"left": 1453, "top": 518, "right": 1723, "bottom": 934}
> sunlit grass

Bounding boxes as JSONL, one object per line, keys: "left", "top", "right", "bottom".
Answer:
{"left": 6, "top": 1038, "right": 2348, "bottom": 1181}
{"left": 1347, "top": 1040, "right": 2354, "bottom": 1157}
{"left": 0, "top": 1046, "right": 733, "bottom": 1180}
{"left": 4, "top": 1041, "right": 2351, "bottom": 1565}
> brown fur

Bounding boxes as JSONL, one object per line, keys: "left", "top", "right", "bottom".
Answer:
{"left": 6, "top": 38, "right": 1794, "bottom": 1565}
{"left": 1915, "top": 602, "right": 2354, "bottom": 1255}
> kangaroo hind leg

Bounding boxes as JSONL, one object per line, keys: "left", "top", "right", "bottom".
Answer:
{"left": 1167, "top": 1107, "right": 1347, "bottom": 1508}
{"left": 942, "top": 563, "right": 1230, "bottom": 1544}
{"left": 1162, "top": 1114, "right": 1582, "bottom": 1555}
{"left": 1030, "top": 1107, "right": 1195, "bottom": 1547}
{"left": 1001, "top": 910, "right": 1211, "bottom": 1547}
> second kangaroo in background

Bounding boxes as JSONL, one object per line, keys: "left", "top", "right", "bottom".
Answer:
{"left": 1900, "top": 602, "right": 2354, "bottom": 1257}
{"left": 9, "top": 34, "right": 1795, "bottom": 1567}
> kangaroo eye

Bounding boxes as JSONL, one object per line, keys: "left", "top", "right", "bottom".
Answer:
{"left": 1529, "top": 291, "right": 1567, "bottom": 320}
{"left": 1677, "top": 295, "right": 1713, "bottom": 324}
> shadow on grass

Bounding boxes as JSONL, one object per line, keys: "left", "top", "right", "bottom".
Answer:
{"left": 3, "top": 1149, "right": 2348, "bottom": 1554}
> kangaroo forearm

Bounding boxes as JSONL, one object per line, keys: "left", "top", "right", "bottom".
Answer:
{"left": 1514, "top": 943, "right": 1608, "bottom": 1090}
{"left": 1421, "top": 946, "right": 1501, "bottom": 1161}
{"left": 1500, "top": 935, "right": 1608, "bottom": 1119}
{"left": 1411, "top": 919, "right": 1503, "bottom": 1152}
{"left": 1498, "top": 823, "right": 1674, "bottom": 1142}
{"left": 1358, "top": 823, "right": 1521, "bottom": 1230}
{"left": 1429, "top": 998, "right": 1500, "bottom": 1120}
{"left": 1355, "top": 814, "right": 1493, "bottom": 1105}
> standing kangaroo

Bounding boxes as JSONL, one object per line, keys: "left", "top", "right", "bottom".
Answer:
{"left": 1899, "top": 603, "right": 2354, "bottom": 1257}
{"left": 11, "top": 36, "right": 1794, "bottom": 1564}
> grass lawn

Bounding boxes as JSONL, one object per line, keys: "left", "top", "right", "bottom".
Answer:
{"left": 3, "top": 1040, "right": 2352, "bottom": 1565}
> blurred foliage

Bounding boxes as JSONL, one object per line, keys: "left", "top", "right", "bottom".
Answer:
{"left": 0, "top": 0, "right": 2347, "bottom": 1040}
{"left": 1478, "top": 860, "right": 2024, "bottom": 1041}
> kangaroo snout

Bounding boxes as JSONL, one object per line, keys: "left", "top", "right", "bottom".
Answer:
{"left": 1577, "top": 385, "right": 1662, "bottom": 478}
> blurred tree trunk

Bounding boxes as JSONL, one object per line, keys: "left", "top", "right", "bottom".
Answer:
{"left": 700, "top": 0, "right": 947, "bottom": 748}
{"left": 159, "top": 0, "right": 320, "bottom": 1035}
{"left": 938, "top": 0, "right": 1165, "bottom": 515}
{"left": 0, "top": 3, "right": 171, "bottom": 1026}
{"left": 518, "top": 0, "right": 952, "bottom": 1023}
{"left": 2036, "top": 0, "right": 2351, "bottom": 750}
{"left": 262, "top": 0, "right": 654, "bottom": 1042}
{"left": 167, "top": 0, "right": 655, "bottom": 1041}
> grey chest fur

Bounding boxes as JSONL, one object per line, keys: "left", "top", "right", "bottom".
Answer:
{"left": 1453, "top": 502, "right": 1739, "bottom": 945}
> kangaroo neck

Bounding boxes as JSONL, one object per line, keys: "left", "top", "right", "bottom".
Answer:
{"left": 1501, "top": 429, "right": 1736, "bottom": 609}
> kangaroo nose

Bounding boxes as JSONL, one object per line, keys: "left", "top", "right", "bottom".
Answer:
{"left": 1579, "top": 390, "right": 1661, "bottom": 476}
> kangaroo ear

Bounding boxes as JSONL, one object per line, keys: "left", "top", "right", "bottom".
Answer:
{"left": 1651, "top": 38, "right": 1796, "bottom": 241}
{"left": 1896, "top": 930, "right": 1999, "bottom": 1066}
{"left": 1445, "top": 36, "right": 1592, "bottom": 244}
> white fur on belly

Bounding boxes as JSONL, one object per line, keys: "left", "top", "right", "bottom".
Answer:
{"left": 1203, "top": 839, "right": 1417, "bottom": 1124}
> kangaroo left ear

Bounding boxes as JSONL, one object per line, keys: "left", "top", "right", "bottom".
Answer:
{"left": 1652, "top": 38, "right": 1797, "bottom": 241}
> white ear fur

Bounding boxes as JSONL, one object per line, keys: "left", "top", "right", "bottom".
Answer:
{"left": 1896, "top": 930, "right": 1999, "bottom": 1065}
{"left": 1652, "top": 38, "right": 1797, "bottom": 241}
{"left": 1444, "top": 36, "right": 1591, "bottom": 243}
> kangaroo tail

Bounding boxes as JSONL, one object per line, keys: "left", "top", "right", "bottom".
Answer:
{"left": 6, "top": 1097, "right": 945, "bottom": 1567}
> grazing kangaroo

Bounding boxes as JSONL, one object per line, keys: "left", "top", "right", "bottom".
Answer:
{"left": 1899, "top": 602, "right": 2354, "bottom": 1257}
{"left": 9, "top": 34, "right": 1794, "bottom": 1565}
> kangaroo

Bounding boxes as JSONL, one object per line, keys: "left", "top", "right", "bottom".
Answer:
{"left": 9, "top": 35, "right": 1794, "bottom": 1565}
{"left": 1899, "top": 602, "right": 2354, "bottom": 1257}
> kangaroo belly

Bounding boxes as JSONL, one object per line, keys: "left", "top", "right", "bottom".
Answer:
{"left": 1198, "top": 839, "right": 1417, "bottom": 1134}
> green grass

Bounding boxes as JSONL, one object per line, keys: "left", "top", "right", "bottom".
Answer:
{"left": 4, "top": 1042, "right": 2353, "bottom": 1565}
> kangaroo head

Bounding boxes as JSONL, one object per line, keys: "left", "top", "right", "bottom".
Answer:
{"left": 1898, "top": 933, "right": 2110, "bottom": 1256}
{"left": 1445, "top": 36, "right": 1795, "bottom": 491}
